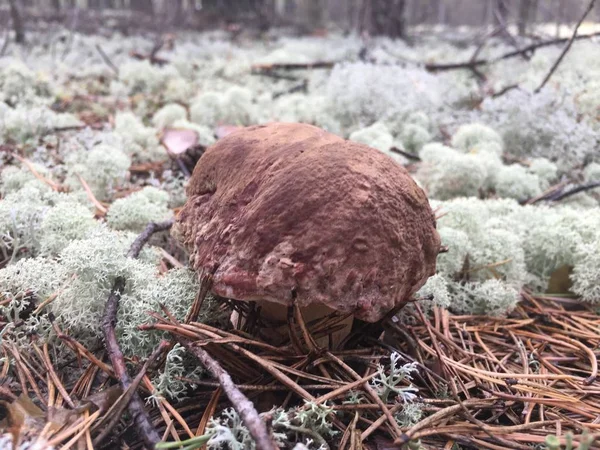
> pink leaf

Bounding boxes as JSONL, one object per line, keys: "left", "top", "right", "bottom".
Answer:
{"left": 161, "top": 128, "right": 199, "bottom": 155}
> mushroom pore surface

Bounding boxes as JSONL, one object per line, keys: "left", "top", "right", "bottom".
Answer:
{"left": 175, "top": 122, "right": 440, "bottom": 322}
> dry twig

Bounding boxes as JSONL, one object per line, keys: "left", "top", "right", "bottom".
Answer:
{"left": 535, "top": 0, "right": 597, "bottom": 93}
{"left": 100, "top": 219, "right": 175, "bottom": 449}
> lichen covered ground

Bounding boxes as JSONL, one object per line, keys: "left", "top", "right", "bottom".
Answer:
{"left": 1, "top": 26, "right": 599, "bottom": 449}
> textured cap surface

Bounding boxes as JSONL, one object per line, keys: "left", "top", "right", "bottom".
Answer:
{"left": 175, "top": 122, "right": 440, "bottom": 322}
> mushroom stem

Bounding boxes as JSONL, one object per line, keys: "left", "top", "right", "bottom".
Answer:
{"left": 232, "top": 301, "right": 354, "bottom": 349}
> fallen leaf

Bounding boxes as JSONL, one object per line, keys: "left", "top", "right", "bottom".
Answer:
{"left": 78, "top": 385, "right": 123, "bottom": 415}
{"left": 161, "top": 128, "right": 199, "bottom": 155}
{"left": 547, "top": 264, "right": 574, "bottom": 294}
{"left": 0, "top": 394, "right": 45, "bottom": 447}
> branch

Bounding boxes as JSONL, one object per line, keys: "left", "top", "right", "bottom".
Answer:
{"left": 534, "top": 0, "right": 596, "bottom": 93}
{"left": 492, "top": 3, "right": 529, "bottom": 60}
{"left": 549, "top": 182, "right": 600, "bottom": 202}
{"left": 177, "top": 337, "right": 278, "bottom": 450}
{"left": 95, "top": 44, "right": 119, "bottom": 76}
{"left": 491, "top": 83, "right": 521, "bottom": 98}
{"left": 425, "top": 31, "right": 600, "bottom": 73}
{"left": 389, "top": 146, "right": 421, "bottom": 162}
{"left": 251, "top": 61, "right": 336, "bottom": 73}
{"left": 93, "top": 341, "right": 170, "bottom": 446}
{"left": 127, "top": 219, "right": 175, "bottom": 258}
{"left": 101, "top": 219, "right": 175, "bottom": 449}
{"left": 0, "top": 28, "right": 10, "bottom": 57}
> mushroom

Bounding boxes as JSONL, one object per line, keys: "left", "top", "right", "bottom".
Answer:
{"left": 174, "top": 122, "right": 440, "bottom": 347}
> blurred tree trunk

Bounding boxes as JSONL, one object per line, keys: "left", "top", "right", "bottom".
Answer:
{"left": 7, "top": 0, "right": 25, "bottom": 44}
{"left": 296, "top": 0, "right": 326, "bottom": 29}
{"left": 361, "top": 0, "right": 406, "bottom": 39}
{"left": 130, "top": 0, "right": 154, "bottom": 15}
{"left": 555, "top": 0, "right": 566, "bottom": 37}
{"left": 493, "top": 0, "right": 518, "bottom": 44}
{"left": 436, "top": 0, "right": 447, "bottom": 24}
{"left": 346, "top": 0, "right": 359, "bottom": 31}
{"left": 493, "top": 0, "right": 509, "bottom": 27}
{"left": 518, "top": 0, "right": 537, "bottom": 35}
{"left": 167, "top": 0, "right": 184, "bottom": 25}
{"left": 52, "top": 0, "right": 61, "bottom": 11}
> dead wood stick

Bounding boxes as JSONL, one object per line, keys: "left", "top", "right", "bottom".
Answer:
{"left": 550, "top": 181, "right": 600, "bottom": 201}
{"left": 101, "top": 219, "right": 175, "bottom": 449}
{"left": 95, "top": 44, "right": 119, "bottom": 76}
{"left": 535, "top": 0, "right": 596, "bottom": 93}
{"left": 425, "top": 30, "right": 600, "bottom": 73}
{"left": 326, "top": 351, "right": 404, "bottom": 442}
{"left": 93, "top": 341, "right": 170, "bottom": 446}
{"left": 177, "top": 337, "right": 278, "bottom": 450}
{"left": 389, "top": 146, "right": 421, "bottom": 162}
{"left": 252, "top": 61, "right": 336, "bottom": 73}
{"left": 102, "top": 279, "right": 160, "bottom": 448}
{"left": 127, "top": 219, "right": 174, "bottom": 258}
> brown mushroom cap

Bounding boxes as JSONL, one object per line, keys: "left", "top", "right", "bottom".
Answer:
{"left": 175, "top": 122, "right": 440, "bottom": 323}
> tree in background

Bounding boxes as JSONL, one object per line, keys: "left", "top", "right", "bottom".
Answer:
{"left": 360, "top": 0, "right": 406, "bottom": 39}
{"left": 7, "top": 0, "right": 25, "bottom": 43}
{"left": 518, "top": 0, "right": 538, "bottom": 35}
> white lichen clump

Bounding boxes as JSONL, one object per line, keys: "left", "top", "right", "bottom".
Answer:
{"left": 584, "top": 163, "right": 600, "bottom": 183}
{"left": 400, "top": 123, "right": 431, "bottom": 154}
{"left": 151, "top": 103, "right": 188, "bottom": 129}
{"left": 494, "top": 164, "right": 542, "bottom": 201}
{"left": 479, "top": 89, "right": 597, "bottom": 168}
{"left": 114, "top": 111, "right": 167, "bottom": 162}
{"left": 65, "top": 143, "right": 131, "bottom": 201}
{"left": 417, "top": 143, "right": 486, "bottom": 199}
{"left": 107, "top": 187, "right": 173, "bottom": 232}
{"left": 1, "top": 106, "right": 80, "bottom": 145}
{"left": 349, "top": 122, "right": 393, "bottom": 153}
{"left": 40, "top": 200, "right": 96, "bottom": 255}
{"left": 451, "top": 123, "right": 503, "bottom": 153}
{"left": 206, "top": 401, "right": 337, "bottom": 450}
{"left": 418, "top": 198, "right": 600, "bottom": 315}
{"left": 190, "top": 86, "right": 257, "bottom": 127}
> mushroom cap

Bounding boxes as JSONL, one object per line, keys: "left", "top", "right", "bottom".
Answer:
{"left": 175, "top": 122, "right": 440, "bottom": 322}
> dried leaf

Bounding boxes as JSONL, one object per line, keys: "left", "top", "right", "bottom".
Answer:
{"left": 161, "top": 128, "right": 199, "bottom": 155}
{"left": 79, "top": 385, "right": 123, "bottom": 415}
{"left": 547, "top": 264, "right": 573, "bottom": 294}
{"left": 46, "top": 406, "right": 78, "bottom": 432}
{"left": 0, "top": 395, "right": 45, "bottom": 446}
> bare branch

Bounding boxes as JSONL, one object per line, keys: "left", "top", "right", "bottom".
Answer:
{"left": 425, "top": 31, "right": 600, "bottom": 73}
{"left": 534, "top": 0, "right": 596, "bottom": 93}
{"left": 95, "top": 44, "right": 119, "bottom": 76}
{"left": 101, "top": 219, "right": 175, "bottom": 449}
{"left": 178, "top": 337, "right": 279, "bottom": 450}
